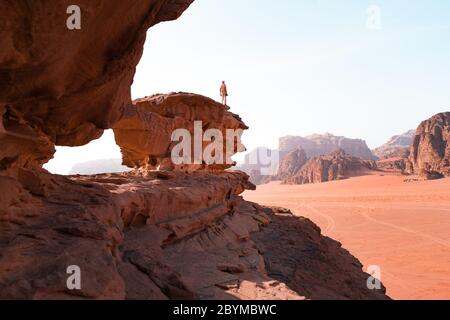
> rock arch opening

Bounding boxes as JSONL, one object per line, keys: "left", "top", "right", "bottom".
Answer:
{"left": 44, "top": 129, "right": 130, "bottom": 175}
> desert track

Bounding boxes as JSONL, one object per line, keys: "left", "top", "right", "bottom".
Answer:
{"left": 244, "top": 175, "right": 450, "bottom": 300}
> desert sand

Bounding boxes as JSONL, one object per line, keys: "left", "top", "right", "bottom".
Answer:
{"left": 244, "top": 174, "right": 450, "bottom": 300}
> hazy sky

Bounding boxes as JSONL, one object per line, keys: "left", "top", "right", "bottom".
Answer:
{"left": 45, "top": 0, "right": 450, "bottom": 174}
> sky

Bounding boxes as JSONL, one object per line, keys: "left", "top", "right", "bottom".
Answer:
{"left": 45, "top": 0, "right": 450, "bottom": 174}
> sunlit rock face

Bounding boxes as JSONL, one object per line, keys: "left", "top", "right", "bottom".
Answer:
{"left": 410, "top": 112, "right": 450, "bottom": 178}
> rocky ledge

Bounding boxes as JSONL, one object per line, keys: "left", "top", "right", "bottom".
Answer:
{"left": 0, "top": 169, "right": 387, "bottom": 300}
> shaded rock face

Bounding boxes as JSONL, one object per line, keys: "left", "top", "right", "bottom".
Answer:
{"left": 252, "top": 209, "right": 387, "bottom": 300}
{"left": 0, "top": 0, "right": 194, "bottom": 169}
{"left": 373, "top": 130, "right": 415, "bottom": 159}
{"left": 410, "top": 112, "right": 450, "bottom": 177}
{"left": 284, "top": 150, "right": 376, "bottom": 185}
{"left": 113, "top": 93, "right": 247, "bottom": 171}
{"left": 0, "top": 1, "right": 389, "bottom": 300}
{"left": 276, "top": 148, "right": 308, "bottom": 180}
{"left": 280, "top": 133, "right": 376, "bottom": 160}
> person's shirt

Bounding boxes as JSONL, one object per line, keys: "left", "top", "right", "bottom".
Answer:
{"left": 220, "top": 84, "right": 228, "bottom": 96}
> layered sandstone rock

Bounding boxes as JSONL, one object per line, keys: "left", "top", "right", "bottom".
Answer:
{"left": 113, "top": 93, "right": 247, "bottom": 171}
{"left": 410, "top": 112, "right": 450, "bottom": 178}
{"left": 280, "top": 133, "right": 376, "bottom": 160}
{"left": 0, "top": 169, "right": 387, "bottom": 300}
{"left": 284, "top": 149, "right": 376, "bottom": 185}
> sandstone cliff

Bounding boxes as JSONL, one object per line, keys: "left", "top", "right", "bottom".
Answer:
{"left": 280, "top": 133, "right": 376, "bottom": 160}
{"left": 0, "top": 0, "right": 388, "bottom": 300}
{"left": 409, "top": 112, "right": 450, "bottom": 178}
{"left": 284, "top": 150, "right": 376, "bottom": 185}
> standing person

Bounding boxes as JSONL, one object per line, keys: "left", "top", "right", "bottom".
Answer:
{"left": 220, "top": 81, "right": 228, "bottom": 106}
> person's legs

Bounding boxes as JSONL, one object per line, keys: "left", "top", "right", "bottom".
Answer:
{"left": 224, "top": 96, "right": 227, "bottom": 106}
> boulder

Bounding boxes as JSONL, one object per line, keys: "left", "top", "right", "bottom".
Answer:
{"left": 113, "top": 93, "right": 247, "bottom": 171}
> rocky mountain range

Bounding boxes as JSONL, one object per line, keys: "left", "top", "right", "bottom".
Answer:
{"left": 279, "top": 133, "right": 376, "bottom": 160}
{"left": 245, "top": 114, "right": 449, "bottom": 185}
{"left": 240, "top": 133, "right": 377, "bottom": 184}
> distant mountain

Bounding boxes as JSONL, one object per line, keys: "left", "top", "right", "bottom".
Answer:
{"left": 276, "top": 148, "right": 308, "bottom": 180}
{"left": 235, "top": 147, "right": 279, "bottom": 185}
{"left": 372, "top": 130, "right": 415, "bottom": 159}
{"left": 279, "top": 133, "right": 376, "bottom": 160}
{"left": 284, "top": 149, "right": 377, "bottom": 185}
{"left": 69, "top": 158, "right": 131, "bottom": 175}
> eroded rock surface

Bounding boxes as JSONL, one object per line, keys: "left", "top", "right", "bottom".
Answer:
{"left": 284, "top": 149, "right": 377, "bottom": 185}
{"left": 113, "top": 93, "right": 247, "bottom": 171}
{"left": 410, "top": 112, "right": 450, "bottom": 178}
{"left": 0, "top": 169, "right": 387, "bottom": 300}
{"left": 0, "top": 0, "right": 194, "bottom": 168}
{"left": 276, "top": 148, "right": 308, "bottom": 181}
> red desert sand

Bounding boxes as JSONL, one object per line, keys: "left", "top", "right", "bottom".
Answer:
{"left": 244, "top": 174, "right": 450, "bottom": 300}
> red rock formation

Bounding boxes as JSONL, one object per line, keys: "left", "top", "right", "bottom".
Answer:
{"left": 113, "top": 93, "right": 247, "bottom": 171}
{"left": 284, "top": 149, "right": 376, "bottom": 185}
{"left": 0, "top": 169, "right": 387, "bottom": 299}
{"left": 276, "top": 148, "right": 308, "bottom": 180}
{"left": 0, "top": 0, "right": 194, "bottom": 169}
{"left": 0, "top": 0, "right": 389, "bottom": 300}
{"left": 280, "top": 133, "right": 376, "bottom": 160}
{"left": 410, "top": 112, "right": 450, "bottom": 178}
